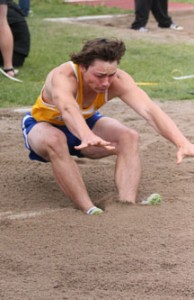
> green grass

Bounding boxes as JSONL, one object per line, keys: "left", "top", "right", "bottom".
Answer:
{"left": 171, "top": 0, "right": 194, "bottom": 3}
{"left": 0, "top": 0, "right": 194, "bottom": 107}
{"left": 124, "top": 42, "right": 194, "bottom": 100}
{"left": 31, "top": 0, "right": 127, "bottom": 18}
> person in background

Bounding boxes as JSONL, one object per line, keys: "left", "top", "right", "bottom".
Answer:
{"left": 0, "top": 0, "right": 16, "bottom": 77}
{"left": 131, "top": 0, "right": 183, "bottom": 32}
{"left": 18, "top": 0, "right": 30, "bottom": 16}
{"left": 0, "top": 1, "right": 30, "bottom": 67}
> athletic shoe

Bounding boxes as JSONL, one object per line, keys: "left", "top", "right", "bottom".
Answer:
{"left": 87, "top": 206, "right": 103, "bottom": 215}
{"left": 141, "top": 193, "right": 162, "bottom": 205}
{"left": 138, "top": 27, "right": 149, "bottom": 32}
{"left": 169, "top": 23, "right": 183, "bottom": 31}
{"left": 131, "top": 27, "right": 149, "bottom": 32}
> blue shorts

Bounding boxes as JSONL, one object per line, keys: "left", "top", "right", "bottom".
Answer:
{"left": 22, "top": 111, "right": 103, "bottom": 162}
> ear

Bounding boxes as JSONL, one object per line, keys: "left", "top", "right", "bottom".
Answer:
{"left": 80, "top": 64, "right": 87, "bottom": 73}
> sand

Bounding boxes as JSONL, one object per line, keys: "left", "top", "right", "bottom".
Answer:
{"left": 1, "top": 11, "right": 194, "bottom": 300}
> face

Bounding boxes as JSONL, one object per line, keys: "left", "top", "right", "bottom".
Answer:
{"left": 80, "top": 59, "right": 118, "bottom": 93}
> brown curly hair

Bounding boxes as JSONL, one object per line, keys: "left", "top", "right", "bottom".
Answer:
{"left": 70, "top": 38, "right": 126, "bottom": 69}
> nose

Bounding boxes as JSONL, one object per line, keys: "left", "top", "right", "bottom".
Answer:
{"left": 101, "top": 77, "right": 110, "bottom": 88}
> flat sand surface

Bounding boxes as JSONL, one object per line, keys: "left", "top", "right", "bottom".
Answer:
{"left": 1, "top": 11, "right": 194, "bottom": 300}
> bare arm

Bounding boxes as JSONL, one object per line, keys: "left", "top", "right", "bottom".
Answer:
{"left": 113, "top": 70, "right": 194, "bottom": 163}
{"left": 50, "top": 67, "right": 114, "bottom": 150}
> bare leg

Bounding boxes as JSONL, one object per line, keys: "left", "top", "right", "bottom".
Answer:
{"left": 82, "top": 117, "right": 141, "bottom": 203}
{"left": 0, "top": 5, "right": 14, "bottom": 76}
{"left": 114, "top": 129, "right": 141, "bottom": 203}
{"left": 27, "top": 123, "right": 96, "bottom": 212}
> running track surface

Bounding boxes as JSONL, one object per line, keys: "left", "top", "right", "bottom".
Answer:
{"left": 65, "top": 0, "right": 194, "bottom": 12}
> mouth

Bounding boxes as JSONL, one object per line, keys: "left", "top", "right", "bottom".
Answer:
{"left": 96, "top": 87, "right": 107, "bottom": 92}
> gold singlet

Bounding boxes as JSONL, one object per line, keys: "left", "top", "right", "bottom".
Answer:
{"left": 31, "top": 61, "right": 108, "bottom": 126}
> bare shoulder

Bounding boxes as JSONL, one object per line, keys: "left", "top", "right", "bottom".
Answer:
{"left": 108, "top": 68, "right": 136, "bottom": 100}
{"left": 47, "top": 61, "right": 76, "bottom": 83}
{"left": 44, "top": 61, "right": 77, "bottom": 100}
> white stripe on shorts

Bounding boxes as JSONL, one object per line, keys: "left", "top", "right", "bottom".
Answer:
{"left": 22, "top": 114, "right": 34, "bottom": 150}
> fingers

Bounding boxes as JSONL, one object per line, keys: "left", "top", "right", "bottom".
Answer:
{"left": 103, "top": 145, "right": 115, "bottom": 150}
{"left": 176, "top": 148, "right": 184, "bottom": 164}
{"left": 176, "top": 155, "right": 182, "bottom": 165}
{"left": 74, "top": 144, "right": 115, "bottom": 151}
{"left": 75, "top": 141, "right": 115, "bottom": 151}
{"left": 176, "top": 143, "right": 194, "bottom": 164}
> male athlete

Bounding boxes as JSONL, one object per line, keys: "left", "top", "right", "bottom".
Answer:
{"left": 22, "top": 38, "right": 194, "bottom": 215}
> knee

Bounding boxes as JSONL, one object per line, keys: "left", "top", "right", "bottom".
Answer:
{"left": 118, "top": 127, "right": 139, "bottom": 150}
{"left": 45, "top": 131, "right": 69, "bottom": 160}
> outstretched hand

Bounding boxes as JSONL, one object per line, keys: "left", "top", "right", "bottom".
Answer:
{"left": 74, "top": 135, "right": 115, "bottom": 151}
{"left": 176, "top": 142, "right": 194, "bottom": 164}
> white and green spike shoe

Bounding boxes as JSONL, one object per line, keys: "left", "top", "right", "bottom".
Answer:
{"left": 141, "top": 193, "right": 162, "bottom": 205}
{"left": 87, "top": 206, "right": 103, "bottom": 215}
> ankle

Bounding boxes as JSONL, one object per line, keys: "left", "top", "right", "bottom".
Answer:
{"left": 3, "top": 67, "right": 19, "bottom": 77}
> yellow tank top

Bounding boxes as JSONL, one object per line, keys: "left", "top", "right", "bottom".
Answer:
{"left": 31, "top": 61, "right": 108, "bottom": 126}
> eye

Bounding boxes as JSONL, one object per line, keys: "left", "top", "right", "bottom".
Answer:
{"left": 96, "top": 74, "right": 106, "bottom": 78}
